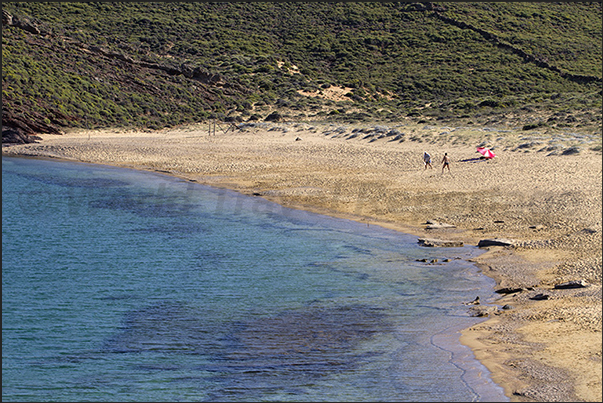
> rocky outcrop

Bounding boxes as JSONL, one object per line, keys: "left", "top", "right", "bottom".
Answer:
{"left": 81, "top": 44, "right": 250, "bottom": 93}
{"left": 2, "top": 108, "right": 63, "bottom": 144}
{"left": 2, "top": 127, "right": 42, "bottom": 144}
{"left": 2, "top": 9, "right": 250, "bottom": 145}
{"left": 2, "top": 11, "right": 59, "bottom": 144}
{"left": 3, "top": 10, "right": 45, "bottom": 35}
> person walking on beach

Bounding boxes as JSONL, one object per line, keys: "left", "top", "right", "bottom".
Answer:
{"left": 441, "top": 152, "right": 451, "bottom": 175}
{"left": 423, "top": 151, "right": 433, "bottom": 170}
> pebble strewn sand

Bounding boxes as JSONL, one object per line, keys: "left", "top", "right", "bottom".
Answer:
{"left": 3, "top": 121, "right": 602, "bottom": 402}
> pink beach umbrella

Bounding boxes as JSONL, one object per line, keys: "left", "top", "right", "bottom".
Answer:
{"left": 476, "top": 147, "right": 496, "bottom": 159}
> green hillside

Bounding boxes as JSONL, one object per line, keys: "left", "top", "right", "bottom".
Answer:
{"left": 2, "top": 2, "right": 602, "bottom": 141}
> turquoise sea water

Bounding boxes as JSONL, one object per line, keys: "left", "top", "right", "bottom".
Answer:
{"left": 2, "top": 156, "right": 508, "bottom": 402}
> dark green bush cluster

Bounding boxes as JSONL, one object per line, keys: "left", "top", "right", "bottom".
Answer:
{"left": 2, "top": 2, "right": 601, "bottom": 132}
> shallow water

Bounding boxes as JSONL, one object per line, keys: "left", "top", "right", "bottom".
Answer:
{"left": 2, "top": 156, "right": 508, "bottom": 402}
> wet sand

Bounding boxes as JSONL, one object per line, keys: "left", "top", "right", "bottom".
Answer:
{"left": 3, "top": 121, "right": 601, "bottom": 402}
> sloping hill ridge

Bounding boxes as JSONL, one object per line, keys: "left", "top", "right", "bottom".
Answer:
{"left": 2, "top": 2, "right": 602, "bottom": 143}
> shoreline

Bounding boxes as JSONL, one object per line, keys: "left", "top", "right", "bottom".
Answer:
{"left": 3, "top": 122, "right": 601, "bottom": 402}
{"left": 2, "top": 151, "right": 510, "bottom": 401}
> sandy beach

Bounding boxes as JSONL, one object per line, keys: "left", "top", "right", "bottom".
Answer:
{"left": 3, "top": 121, "right": 601, "bottom": 402}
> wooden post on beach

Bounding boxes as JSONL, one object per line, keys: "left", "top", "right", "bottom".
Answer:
{"left": 208, "top": 120, "right": 238, "bottom": 135}
{"left": 223, "top": 123, "right": 237, "bottom": 134}
{"left": 215, "top": 121, "right": 226, "bottom": 133}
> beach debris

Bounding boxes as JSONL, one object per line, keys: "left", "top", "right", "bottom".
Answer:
{"left": 529, "top": 224, "right": 544, "bottom": 230}
{"left": 554, "top": 280, "right": 590, "bottom": 289}
{"left": 477, "top": 238, "right": 516, "bottom": 248}
{"left": 417, "top": 238, "right": 463, "bottom": 247}
{"left": 295, "top": 136, "right": 302, "bottom": 141}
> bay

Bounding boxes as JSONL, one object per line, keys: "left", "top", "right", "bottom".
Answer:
{"left": 2, "top": 156, "right": 507, "bottom": 402}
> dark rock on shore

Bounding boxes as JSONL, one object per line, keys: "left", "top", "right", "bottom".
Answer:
{"left": 418, "top": 238, "right": 464, "bottom": 247}
{"left": 425, "top": 220, "right": 457, "bottom": 229}
{"left": 477, "top": 238, "right": 517, "bottom": 248}
{"left": 2, "top": 127, "right": 42, "bottom": 144}
{"left": 495, "top": 287, "right": 525, "bottom": 294}
{"left": 554, "top": 280, "right": 590, "bottom": 289}
{"left": 468, "top": 305, "right": 500, "bottom": 317}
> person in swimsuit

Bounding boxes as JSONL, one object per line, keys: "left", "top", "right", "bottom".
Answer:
{"left": 441, "top": 152, "right": 451, "bottom": 174}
